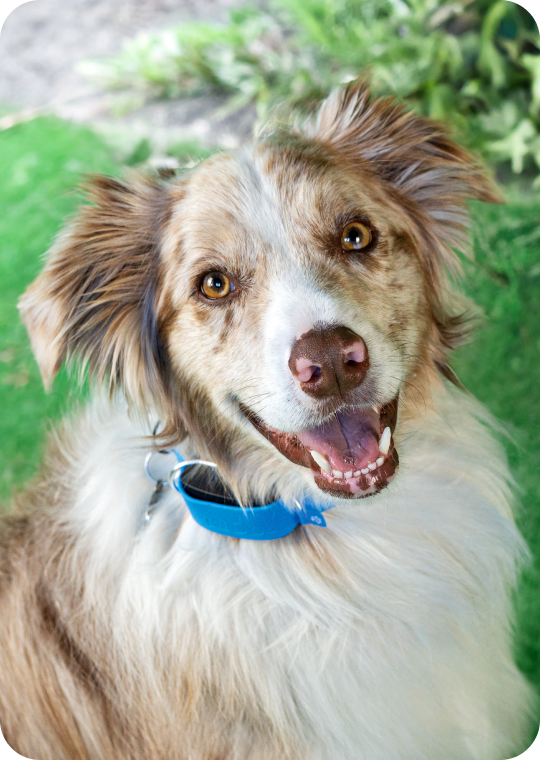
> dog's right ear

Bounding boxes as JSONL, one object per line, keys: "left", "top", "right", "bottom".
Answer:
{"left": 19, "top": 173, "right": 175, "bottom": 408}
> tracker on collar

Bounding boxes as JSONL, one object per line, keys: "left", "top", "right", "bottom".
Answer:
{"left": 166, "top": 449, "right": 331, "bottom": 541}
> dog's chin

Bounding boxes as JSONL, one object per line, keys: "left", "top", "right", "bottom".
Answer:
{"left": 241, "top": 397, "right": 399, "bottom": 499}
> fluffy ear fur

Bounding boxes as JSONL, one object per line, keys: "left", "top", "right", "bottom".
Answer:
{"left": 307, "top": 81, "right": 502, "bottom": 379}
{"left": 19, "top": 174, "right": 174, "bottom": 408}
{"left": 309, "top": 80, "right": 502, "bottom": 265}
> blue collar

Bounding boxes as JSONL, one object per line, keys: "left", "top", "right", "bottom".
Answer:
{"left": 168, "top": 450, "right": 331, "bottom": 541}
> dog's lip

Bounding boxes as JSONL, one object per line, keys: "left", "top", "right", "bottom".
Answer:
{"left": 240, "top": 397, "right": 399, "bottom": 498}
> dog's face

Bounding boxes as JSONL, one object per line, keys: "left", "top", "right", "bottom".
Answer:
{"left": 20, "top": 83, "right": 500, "bottom": 503}
{"left": 161, "top": 142, "right": 422, "bottom": 498}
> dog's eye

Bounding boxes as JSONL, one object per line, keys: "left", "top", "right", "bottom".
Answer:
{"left": 341, "top": 223, "right": 372, "bottom": 251}
{"left": 201, "top": 271, "right": 234, "bottom": 299}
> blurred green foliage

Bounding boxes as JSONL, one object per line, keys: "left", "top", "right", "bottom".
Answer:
{"left": 454, "top": 196, "right": 540, "bottom": 688}
{"left": 81, "top": 0, "right": 540, "bottom": 182}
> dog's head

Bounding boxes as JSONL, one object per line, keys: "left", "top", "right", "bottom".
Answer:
{"left": 20, "top": 82, "right": 500, "bottom": 503}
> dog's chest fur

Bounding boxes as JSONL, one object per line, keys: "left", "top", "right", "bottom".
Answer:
{"left": 3, "top": 389, "right": 529, "bottom": 760}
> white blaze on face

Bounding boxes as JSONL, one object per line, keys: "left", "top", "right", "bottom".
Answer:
{"left": 213, "top": 150, "right": 408, "bottom": 434}
{"left": 261, "top": 275, "right": 340, "bottom": 431}
{"left": 257, "top": 270, "right": 404, "bottom": 433}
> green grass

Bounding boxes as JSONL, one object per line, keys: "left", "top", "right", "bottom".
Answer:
{"left": 454, "top": 194, "right": 540, "bottom": 688}
{"left": 0, "top": 117, "right": 118, "bottom": 503}
{"left": 0, "top": 117, "right": 539, "bottom": 699}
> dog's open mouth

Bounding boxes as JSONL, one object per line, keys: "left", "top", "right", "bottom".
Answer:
{"left": 243, "top": 397, "right": 399, "bottom": 498}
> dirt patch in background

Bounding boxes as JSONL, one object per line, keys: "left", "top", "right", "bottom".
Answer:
{"left": 0, "top": 0, "right": 259, "bottom": 151}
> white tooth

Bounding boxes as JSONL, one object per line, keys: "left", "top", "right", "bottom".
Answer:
{"left": 361, "top": 468, "right": 369, "bottom": 475}
{"left": 344, "top": 471, "right": 353, "bottom": 479}
{"left": 310, "top": 450, "right": 332, "bottom": 473}
{"left": 353, "top": 471, "right": 361, "bottom": 477}
{"left": 379, "top": 426, "right": 391, "bottom": 455}
{"left": 376, "top": 456, "right": 384, "bottom": 467}
{"left": 332, "top": 470, "right": 343, "bottom": 479}
{"left": 368, "top": 462, "right": 377, "bottom": 471}
{"left": 372, "top": 405, "right": 379, "bottom": 413}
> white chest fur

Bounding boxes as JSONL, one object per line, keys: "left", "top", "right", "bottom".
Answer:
{"left": 63, "top": 390, "right": 534, "bottom": 760}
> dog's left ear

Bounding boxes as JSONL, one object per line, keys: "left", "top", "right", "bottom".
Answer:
{"left": 19, "top": 173, "right": 174, "bottom": 409}
{"left": 310, "top": 80, "right": 502, "bottom": 275}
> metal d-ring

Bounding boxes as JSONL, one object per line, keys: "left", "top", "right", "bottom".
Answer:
{"left": 145, "top": 449, "right": 179, "bottom": 486}
{"left": 168, "top": 459, "right": 217, "bottom": 492}
{"left": 143, "top": 449, "right": 217, "bottom": 525}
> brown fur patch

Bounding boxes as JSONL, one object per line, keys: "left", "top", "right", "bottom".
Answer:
{"left": 18, "top": 173, "right": 177, "bottom": 411}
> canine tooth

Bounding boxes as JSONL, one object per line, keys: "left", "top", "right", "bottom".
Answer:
{"left": 372, "top": 405, "right": 379, "bottom": 413}
{"left": 376, "top": 456, "right": 384, "bottom": 467}
{"left": 344, "top": 471, "right": 353, "bottom": 479}
{"left": 379, "top": 426, "right": 391, "bottom": 455}
{"left": 361, "top": 468, "right": 369, "bottom": 475}
{"left": 332, "top": 470, "right": 344, "bottom": 479}
{"left": 310, "top": 450, "right": 332, "bottom": 473}
{"left": 368, "top": 462, "right": 377, "bottom": 471}
{"left": 353, "top": 470, "right": 361, "bottom": 477}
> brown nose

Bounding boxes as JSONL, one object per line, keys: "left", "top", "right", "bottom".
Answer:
{"left": 288, "top": 326, "right": 369, "bottom": 399}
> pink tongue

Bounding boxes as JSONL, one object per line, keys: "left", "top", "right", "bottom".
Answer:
{"left": 296, "top": 408, "right": 381, "bottom": 472}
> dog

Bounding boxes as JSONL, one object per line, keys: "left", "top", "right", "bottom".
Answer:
{"left": 0, "top": 80, "right": 536, "bottom": 759}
